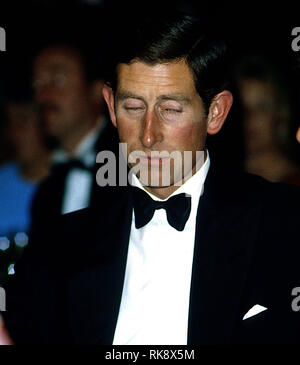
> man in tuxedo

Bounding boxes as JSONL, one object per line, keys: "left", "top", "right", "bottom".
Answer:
{"left": 1, "top": 11, "right": 300, "bottom": 344}
{"left": 30, "top": 35, "right": 118, "bottom": 229}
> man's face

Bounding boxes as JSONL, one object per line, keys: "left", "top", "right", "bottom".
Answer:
{"left": 238, "top": 78, "right": 279, "bottom": 156}
{"left": 33, "top": 46, "right": 92, "bottom": 144}
{"left": 105, "top": 60, "right": 209, "bottom": 188}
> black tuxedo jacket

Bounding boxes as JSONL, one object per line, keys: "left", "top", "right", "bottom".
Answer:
{"left": 3, "top": 165, "right": 300, "bottom": 344}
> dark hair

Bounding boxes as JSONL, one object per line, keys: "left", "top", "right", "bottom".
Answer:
{"left": 107, "top": 11, "right": 231, "bottom": 113}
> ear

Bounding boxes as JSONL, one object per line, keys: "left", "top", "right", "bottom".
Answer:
{"left": 296, "top": 126, "right": 300, "bottom": 143}
{"left": 207, "top": 90, "right": 233, "bottom": 135}
{"left": 102, "top": 84, "right": 117, "bottom": 128}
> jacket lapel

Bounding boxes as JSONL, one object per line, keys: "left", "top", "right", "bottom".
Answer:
{"left": 188, "top": 167, "right": 264, "bottom": 344}
{"left": 66, "top": 185, "right": 133, "bottom": 344}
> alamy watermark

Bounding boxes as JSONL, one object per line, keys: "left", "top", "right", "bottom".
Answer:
{"left": 0, "top": 27, "right": 6, "bottom": 51}
{"left": 291, "top": 287, "right": 300, "bottom": 312}
{"left": 291, "top": 27, "right": 300, "bottom": 52}
{"left": 95, "top": 143, "right": 205, "bottom": 187}
{"left": 0, "top": 287, "right": 5, "bottom": 311}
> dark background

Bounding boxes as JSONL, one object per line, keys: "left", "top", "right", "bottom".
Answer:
{"left": 0, "top": 0, "right": 299, "bottom": 92}
{"left": 0, "top": 0, "right": 300, "bottom": 166}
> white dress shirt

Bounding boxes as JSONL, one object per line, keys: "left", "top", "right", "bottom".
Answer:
{"left": 113, "top": 152, "right": 210, "bottom": 345}
{"left": 51, "top": 119, "right": 106, "bottom": 215}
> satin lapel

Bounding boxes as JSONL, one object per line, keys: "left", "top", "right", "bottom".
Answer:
{"left": 66, "top": 185, "right": 133, "bottom": 344}
{"left": 188, "top": 168, "right": 263, "bottom": 344}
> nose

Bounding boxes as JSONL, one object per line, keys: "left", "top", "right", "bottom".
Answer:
{"left": 34, "top": 81, "right": 57, "bottom": 105}
{"left": 140, "top": 110, "right": 163, "bottom": 148}
{"left": 35, "top": 85, "right": 51, "bottom": 104}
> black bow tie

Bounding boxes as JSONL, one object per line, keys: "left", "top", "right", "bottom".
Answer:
{"left": 132, "top": 187, "right": 191, "bottom": 231}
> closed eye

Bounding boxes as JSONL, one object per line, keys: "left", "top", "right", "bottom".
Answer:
{"left": 124, "top": 107, "right": 144, "bottom": 110}
{"left": 164, "top": 108, "right": 182, "bottom": 113}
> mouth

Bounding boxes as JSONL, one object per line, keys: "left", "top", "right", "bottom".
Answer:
{"left": 136, "top": 154, "right": 170, "bottom": 167}
{"left": 40, "top": 105, "right": 60, "bottom": 119}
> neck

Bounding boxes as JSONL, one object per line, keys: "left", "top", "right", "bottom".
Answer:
{"left": 62, "top": 116, "right": 101, "bottom": 156}
{"left": 144, "top": 184, "right": 181, "bottom": 200}
{"left": 144, "top": 150, "right": 207, "bottom": 200}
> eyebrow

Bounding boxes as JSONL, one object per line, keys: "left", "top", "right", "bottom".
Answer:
{"left": 116, "top": 90, "right": 146, "bottom": 103}
{"left": 48, "top": 65, "right": 69, "bottom": 73}
{"left": 34, "top": 65, "right": 69, "bottom": 79}
{"left": 116, "top": 90, "right": 191, "bottom": 104}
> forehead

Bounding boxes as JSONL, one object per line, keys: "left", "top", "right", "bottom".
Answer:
{"left": 34, "top": 46, "right": 83, "bottom": 74}
{"left": 240, "top": 79, "right": 275, "bottom": 106}
{"left": 116, "top": 60, "right": 196, "bottom": 95}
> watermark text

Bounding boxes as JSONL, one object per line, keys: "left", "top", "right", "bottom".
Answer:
{"left": 291, "top": 287, "right": 300, "bottom": 312}
{"left": 0, "top": 287, "right": 6, "bottom": 311}
{"left": 0, "top": 27, "right": 6, "bottom": 51}
{"left": 291, "top": 27, "right": 300, "bottom": 52}
{"left": 96, "top": 143, "right": 205, "bottom": 188}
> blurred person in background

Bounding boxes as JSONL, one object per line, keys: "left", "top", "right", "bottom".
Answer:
{"left": 0, "top": 100, "right": 11, "bottom": 165}
{"left": 5, "top": 100, "right": 50, "bottom": 182}
{"left": 0, "top": 22, "right": 118, "bottom": 344}
{"left": 0, "top": 96, "right": 51, "bottom": 285}
{"left": 0, "top": 96, "right": 51, "bottom": 236}
{"left": 234, "top": 54, "right": 300, "bottom": 185}
{"left": 30, "top": 31, "right": 118, "bottom": 229}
